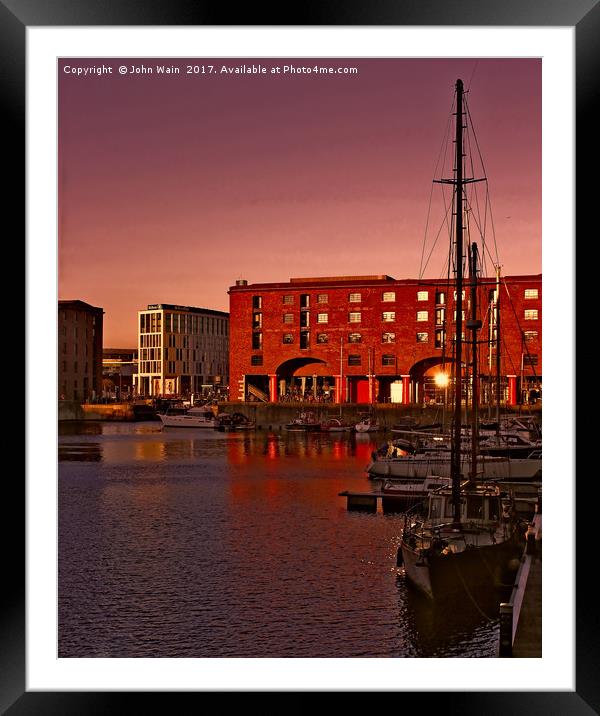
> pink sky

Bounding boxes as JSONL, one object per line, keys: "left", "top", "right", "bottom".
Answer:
{"left": 58, "top": 58, "right": 541, "bottom": 347}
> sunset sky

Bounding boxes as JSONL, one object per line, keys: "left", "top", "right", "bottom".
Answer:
{"left": 58, "top": 58, "right": 541, "bottom": 347}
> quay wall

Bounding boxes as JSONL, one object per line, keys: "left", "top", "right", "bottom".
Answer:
{"left": 58, "top": 399, "right": 541, "bottom": 425}
{"left": 59, "top": 401, "right": 136, "bottom": 421}
{"left": 215, "top": 402, "right": 542, "bottom": 431}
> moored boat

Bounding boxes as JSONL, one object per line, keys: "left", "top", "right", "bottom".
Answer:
{"left": 158, "top": 405, "right": 217, "bottom": 428}
{"left": 320, "top": 417, "right": 352, "bottom": 432}
{"left": 285, "top": 410, "right": 321, "bottom": 431}
{"left": 355, "top": 413, "right": 381, "bottom": 433}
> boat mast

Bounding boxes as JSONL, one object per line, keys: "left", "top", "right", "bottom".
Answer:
{"left": 451, "top": 78, "right": 465, "bottom": 523}
{"left": 467, "top": 243, "right": 482, "bottom": 483}
{"left": 495, "top": 265, "right": 501, "bottom": 432}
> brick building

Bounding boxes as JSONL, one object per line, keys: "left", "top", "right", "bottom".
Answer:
{"left": 228, "top": 274, "right": 541, "bottom": 405}
{"left": 58, "top": 300, "right": 104, "bottom": 402}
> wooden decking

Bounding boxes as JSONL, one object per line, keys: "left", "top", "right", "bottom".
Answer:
{"left": 512, "top": 548, "right": 542, "bottom": 657}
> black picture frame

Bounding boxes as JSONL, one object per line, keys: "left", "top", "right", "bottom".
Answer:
{"left": 7, "top": 0, "right": 591, "bottom": 710}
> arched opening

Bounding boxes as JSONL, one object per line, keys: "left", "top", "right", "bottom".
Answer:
{"left": 275, "top": 357, "right": 332, "bottom": 402}
{"left": 409, "top": 356, "right": 460, "bottom": 406}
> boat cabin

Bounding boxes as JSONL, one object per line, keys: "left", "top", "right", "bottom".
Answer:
{"left": 427, "top": 484, "right": 503, "bottom": 527}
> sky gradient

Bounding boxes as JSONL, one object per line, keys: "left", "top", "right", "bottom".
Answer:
{"left": 58, "top": 58, "right": 541, "bottom": 347}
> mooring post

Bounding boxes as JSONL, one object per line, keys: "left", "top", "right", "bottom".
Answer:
{"left": 499, "top": 602, "right": 513, "bottom": 657}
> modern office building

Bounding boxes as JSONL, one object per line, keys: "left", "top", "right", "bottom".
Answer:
{"left": 134, "top": 304, "right": 229, "bottom": 398}
{"left": 228, "top": 274, "right": 542, "bottom": 405}
{"left": 58, "top": 300, "right": 104, "bottom": 402}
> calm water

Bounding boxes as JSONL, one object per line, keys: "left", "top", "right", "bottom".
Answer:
{"left": 58, "top": 422, "right": 500, "bottom": 658}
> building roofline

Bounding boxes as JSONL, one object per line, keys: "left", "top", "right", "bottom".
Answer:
{"left": 228, "top": 273, "right": 542, "bottom": 292}
{"left": 58, "top": 299, "right": 104, "bottom": 312}
{"left": 140, "top": 304, "right": 229, "bottom": 317}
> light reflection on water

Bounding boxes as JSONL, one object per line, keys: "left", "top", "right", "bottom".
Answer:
{"left": 58, "top": 421, "right": 499, "bottom": 658}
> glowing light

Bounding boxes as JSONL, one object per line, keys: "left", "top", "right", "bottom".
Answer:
{"left": 435, "top": 372, "right": 449, "bottom": 388}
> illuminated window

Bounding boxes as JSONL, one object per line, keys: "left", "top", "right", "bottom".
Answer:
{"left": 382, "top": 311, "right": 395, "bottom": 322}
{"left": 435, "top": 329, "right": 446, "bottom": 348}
{"left": 349, "top": 312, "right": 361, "bottom": 323}
{"left": 524, "top": 309, "right": 539, "bottom": 320}
{"left": 283, "top": 313, "right": 293, "bottom": 324}
{"left": 252, "top": 313, "right": 262, "bottom": 329}
{"left": 416, "top": 311, "right": 428, "bottom": 322}
{"left": 382, "top": 332, "right": 395, "bottom": 343}
{"left": 349, "top": 293, "right": 361, "bottom": 303}
{"left": 317, "top": 294, "right": 328, "bottom": 303}
{"left": 382, "top": 291, "right": 396, "bottom": 302}
{"left": 417, "top": 291, "right": 429, "bottom": 301}
{"left": 436, "top": 291, "right": 446, "bottom": 305}
{"left": 417, "top": 332, "right": 428, "bottom": 343}
{"left": 524, "top": 289, "right": 539, "bottom": 299}
{"left": 283, "top": 295, "right": 294, "bottom": 304}
{"left": 317, "top": 313, "right": 328, "bottom": 323}
{"left": 523, "top": 331, "right": 538, "bottom": 343}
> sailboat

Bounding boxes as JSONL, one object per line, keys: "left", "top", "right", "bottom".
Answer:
{"left": 399, "top": 79, "right": 528, "bottom": 600}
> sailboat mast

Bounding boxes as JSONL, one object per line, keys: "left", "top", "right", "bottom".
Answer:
{"left": 468, "top": 243, "right": 482, "bottom": 482}
{"left": 452, "top": 78, "right": 465, "bottom": 524}
{"left": 495, "top": 265, "right": 501, "bottom": 429}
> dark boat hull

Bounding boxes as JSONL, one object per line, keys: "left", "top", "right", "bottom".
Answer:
{"left": 401, "top": 531, "right": 524, "bottom": 600}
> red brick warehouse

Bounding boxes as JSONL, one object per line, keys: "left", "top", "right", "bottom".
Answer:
{"left": 228, "top": 274, "right": 542, "bottom": 405}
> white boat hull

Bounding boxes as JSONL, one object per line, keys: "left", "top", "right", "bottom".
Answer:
{"left": 368, "top": 455, "right": 541, "bottom": 480}
{"left": 158, "top": 414, "right": 217, "bottom": 428}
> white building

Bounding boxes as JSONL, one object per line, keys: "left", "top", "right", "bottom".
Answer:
{"left": 134, "top": 303, "right": 229, "bottom": 397}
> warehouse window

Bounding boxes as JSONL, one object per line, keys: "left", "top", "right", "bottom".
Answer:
{"left": 382, "top": 332, "right": 395, "bottom": 343}
{"left": 417, "top": 311, "right": 428, "bottom": 322}
{"left": 317, "top": 294, "right": 328, "bottom": 304}
{"left": 317, "top": 313, "right": 328, "bottom": 323}
{"left": 252, "top": 295, "right": 262, "bottom": 309}
{"left": 348, "top": 354, "right": 361, "bottom": 366}
{"left": 283, "top": 313, "right": 293, "bottom": 324}
{"left": 382, "top": 354, "right": 395, "bottom": 366}
{"left": 417, "top": 332, "right": 428, "bottom": 343}
{"left": 283, "top": 333, "right": 294, "bottom": 344}
{"left": 349, "top": 312, "right": 361, "bottom": 323}
{"left": 349, "top": 293, "right": 361, "bottom": 303}
{"left": 524, "top": 309, "right": 539, "bottom": 321}
{"left": 382, "top": 311, "right": 395, "bottom": 322}
{"left": 251, "top": 355, "right": 263, "bottom": 366}
{"left": 317, "top": 333, "right": 328, "bottom": 344}
{"left": 523, "top": 331, "right": 538, "bottom": 343}
{"left": 348, "top": 333, "right": 362, "bottom": 343}
{"left": 283, "top": 295, "right": 294, "bottom": 304}
{"left": 417, "top": 291, "right": 429, "bottom": 301}
{"left": 382, "top": 291, "right": 395, "bottom": 302}
{"left": 524, "top": 289, "right": 539, "bottom": 299}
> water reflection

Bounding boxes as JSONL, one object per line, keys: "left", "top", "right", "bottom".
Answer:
{"left": 58, "top": 422, "right": 500, "bottom": 658}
